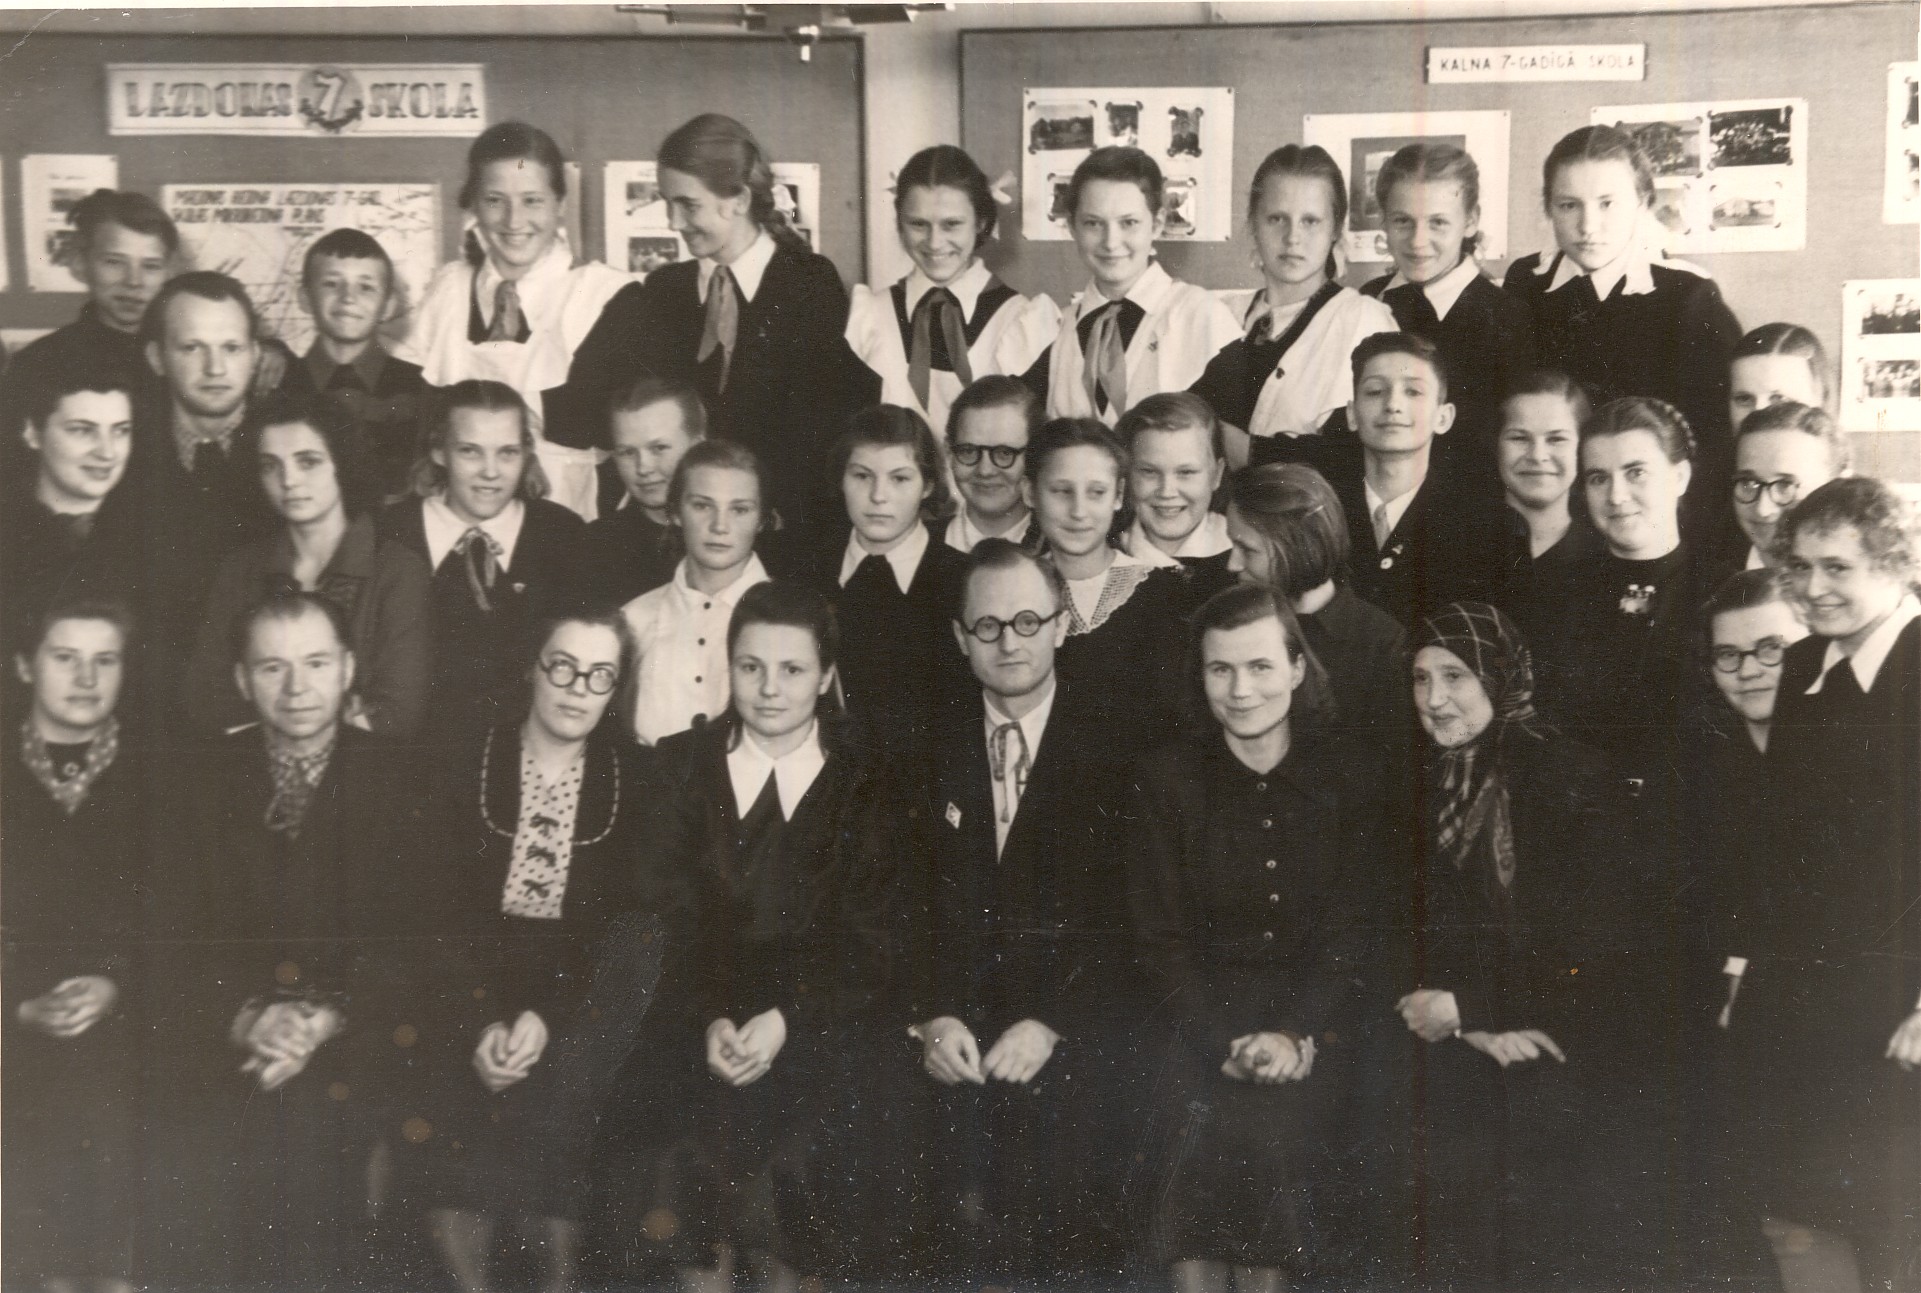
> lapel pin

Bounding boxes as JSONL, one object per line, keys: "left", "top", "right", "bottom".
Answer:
{"left": 945, "top": 802, "right": 962, "bottom": 829}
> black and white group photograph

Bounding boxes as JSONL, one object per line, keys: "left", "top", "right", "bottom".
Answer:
{"left": 0, "top": 1, "right": 1915, "bottom": 1290}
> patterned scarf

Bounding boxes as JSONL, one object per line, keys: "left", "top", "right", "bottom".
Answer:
{"left": 1417, "top": 602, "right": 1545, "bottom": 893}
{"left": 264, "top": 737, "right": 336, "bottom": 837}
{"left": 20, "top": 717, "right": 119, "bottom": 816}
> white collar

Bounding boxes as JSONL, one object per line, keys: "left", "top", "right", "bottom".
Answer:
{"left": 671, "top": 551, "right": 770, "bottom": 610}
{"left": 946, "top": 508, "right": 1031, "bottom": 553}
{"left": 727, "top": 721, "right": 826, "bottom": 822}
{"left": 1544, "top": 245, "right": 1655, "bottom": 300}
{"left": 982, "top": 676, "right": 1057, "bottom": 754}
{"left": 698, "top": 229, "right": 778, "bottom": 305}
{"left": 1744, "top": 545, "right": 1767, "bottom": 572}
{"left": 904, "top": 259, "right": 991, "bottom": 320}
{"left": 839, "top": 522, "right": 930, "bottom": 594}
{"left": 1809, "top": 594, "right": 1920, "bottom": 695}
{"left": 1385, "top": 256, "right": 1483, "bottom": 322}
{"left": 1124, "top": 510, "right": 1230, "bottom": 568}
{"left": 475, "top": 234, "right": 578, "bottom": 320}
{"left": 422, "top": 492, "right": 528, "bottom": 571}
{"left": 1364, "top": 477, "right": 1422, "bottom": 540}
{"left": 1075, "top": 259, "right": 1173, "bottom": 322}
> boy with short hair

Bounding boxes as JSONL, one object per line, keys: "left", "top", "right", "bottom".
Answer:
{"left": 280, "top": 229, "right": 424, "bottom": 499}
{"left": 584, "top": 375, "right": 706, "bottom": 605}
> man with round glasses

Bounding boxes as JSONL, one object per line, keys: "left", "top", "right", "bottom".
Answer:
{"left": 900, "top": 537, "right": 1141, "bottom": 1285}
{"left": 942, "top": 376, "right": 1040, "bottom": 552}
{"left": 1728, "top": 400, "right": 1848, "bottom": 572}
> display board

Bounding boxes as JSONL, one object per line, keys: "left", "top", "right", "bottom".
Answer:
{"left": 962, "top": 2, "right": 1921, "bottom": 475}
{"left": 0, "top": 31, "right": 865, "bottom": 344}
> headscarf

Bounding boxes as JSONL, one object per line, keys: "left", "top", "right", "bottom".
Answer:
{"left": 1416, "top": 602, "right": 1546, "bottom": 893}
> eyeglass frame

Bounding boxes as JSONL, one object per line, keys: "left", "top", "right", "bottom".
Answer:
{"left": 957, "top": 606, "right": 1064, "bottom": 644}
{"left": 1731, "top": 475, "right": 1804, "bottom": 507}
{"left": 539, "top": 656, "right": 621, "bottom": 695}
{"left": 1710, "top": 638, "right": 1788, "bottom": 673}
{"left": 950, "top": 442, "right": 1026, "bottom": 470}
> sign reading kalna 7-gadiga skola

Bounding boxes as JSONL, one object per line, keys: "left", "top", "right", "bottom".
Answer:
{"left": 107, "top": 64, "right": 486, "bottom": 138}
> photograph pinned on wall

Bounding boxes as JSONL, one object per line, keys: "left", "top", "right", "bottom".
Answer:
{"left": 1301, "top": 110, "right": 1510, "bottom": 264}
{"left": 1885, "top": 62, "right": 1921, "bottom": 223}
{"left": 1593, "top": 98, "right": 1807, "bottom": 252}
{"left": 604, "top": 159, "right": 819, "bottom": 272}
{"left": 1840, "top": 278, "right": 1921, "bottom": 432}
{"left": 769, "top": 163, "right": 821, "bottom": 253}
{"left": 22, "top": 154, "right": 117, "bottom": 292}
{"left": 1022, "top": 86, "right": 1234, "bottom": 241}
{"left": 627, "top": 236, "right": 680, "bottom": 276}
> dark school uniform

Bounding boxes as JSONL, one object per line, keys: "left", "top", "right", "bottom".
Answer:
{"left": 563, "top": 236, "right": 879, "bottom": 540}
{"left": 581, "top": 500, "right": 679, "bottom": 609}
{"left": 1128, "top": 730, "right": 1388, "bottom": 1277}
{"left": 1301, "top": 581, "right": 1412, "bottom": 740}
{"left": 276, "top": 342, "right": 426, "bottom": 503}
{"left": 1054, "top": 559, "right": 1194, "bottom": 764}
{"left": 0, "top": 477, "right": 145, "bottom": 663}
{"left": 1325, "top": 449, "right": 1505, "bottom": 631}
{"left": 1487, "top": 505, "right": 1604, "bottom": 653}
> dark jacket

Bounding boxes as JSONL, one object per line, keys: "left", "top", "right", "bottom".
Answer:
{"left": 1324, "top": 446, "right": 1504, "bottom": 631}
{"left": 275, "top": 343, "right": 426, "bottom": 502}
{"left": 583, "top": 500, "right": 679, "bottom": 609}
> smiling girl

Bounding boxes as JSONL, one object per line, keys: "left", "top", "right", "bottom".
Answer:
{"left": 847, "top": 146, "right": 1060, "bottom": 447}
{"left": 1036, "top": 146, "right": 1240, "bottom": 427}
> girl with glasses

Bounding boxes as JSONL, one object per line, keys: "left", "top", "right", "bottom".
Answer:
{"left": 403, "top": 608, "right": 665, "bottom": 1293}
{"left": 1727, "top": 398, "right": 1849, "bottom": 574}
{"left": 942, "top": 376, "right": 1042, "bottom": 552}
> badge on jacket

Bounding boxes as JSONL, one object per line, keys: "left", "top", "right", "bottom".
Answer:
{"left": 945, "top": 801, "right": 962, "bottom": 829}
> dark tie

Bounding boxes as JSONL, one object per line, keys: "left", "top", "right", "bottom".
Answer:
{"left": 1081, "top": 301, "right": 1129, "bottom": 416}
{"left": 486, "top": 280, "right": 529, "bottom": 344}
{"left": 455, "top": 527, "right": 504, "bottom": 612}
{"left": 908, "top": 287, "right": 974, "bottom": 408}
{"left": 698, "top": 265, "right": 740, "bottom": 392}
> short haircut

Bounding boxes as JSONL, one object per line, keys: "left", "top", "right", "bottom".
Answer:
{"left": 728, "top": 579, "right": 841, "bottom": 676}
{"left": 947, "top": 374, "right": 1041, "bottom": 445}
{"left": 412, "top": 379, "right": 551, "bottom": 501}
{"left": 896, "top": 144, "right": 999, "bottom": 242}
{"left": 19, "top": 595, "right": 135, "bottom": 659}
{"left": 18, "top": 361, "right": 135, "bottom": 434}
{"left": 1580, "top": 396, "right": 1695, "bottom": 465}
{"left": 1068, "top": 146, "right": 1164, "bottom": 220}
{"left": 1543, "top": 124, "right": 1656, "bottom": 209}
{"left": 1116, "top": 391, "right": 1224, "bottom": 464}
{"left": 1770, "top": 476, "right": 1918, "bottom": 581}
{"left": 68, "top": 189, "right": 179, "bottom": 259}
{"left": 1225, "top": 463, "right": 1350, "bottom": 598}
{"left": 1350, "top": 331, "right": 1451, "bottom": 403}
{"left": 1247, "top": 145, "right": 1347, "bottom": 280}
{"left": 607, "top": 375, "right": 708, "bottom": 444}
{"left": 831, "top": 403, "right": 954, "bottom": 523}
{"left": 1190, "top": 581, "right": 1334, "bottom": 726}
{"left": 1732, "top": 322, "right": 1831, "bottom": 410}
{"left": 1734, "top": 399, "right": 1852, "bottom": 475}
{"left": 1703, "top": 567, "right": 1789, "bottom": 626}
{"left": 301, "top": 228, "right": 394, "bottom": 291}
{"left": 233, "top": 590, "right": 351, "bottom": 667}
{"left": 254, "top": 389, "right": 378, "bottom": 518}
{"left": 667, "top": 437, "right": 766, "bottom": 517}
{"left": 957, "top": 536, "right": 1066, "bottom": 623}
{"left": 140, "top": 271, "right": 264, "bottom": 349}
{"left": 1504, "top": 368, "right": 1594, "bottom": 428}
{"left": 1025, "top": 416, "right": 1128, "bottom": 486}
{"left": 1375, "top": 141, "right": 1483, "bottom": 253}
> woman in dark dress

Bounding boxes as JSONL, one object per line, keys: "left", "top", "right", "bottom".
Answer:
{"left": 403, "top": 608, "right": 666, "bottom": 1293}
{"left": 2, "top": 599, "right": 148, "bottom": 1293}
{"left": 1130, "top": 583, "right": 1384, "bottom": 1292}
{"left": 815, "top": 404, "right": 969, "bottom": 761}
{"left": 1488, "top": 371, "right": 1603, "bottom": 647}
{"left": 639, "top": 582, "right": 900, "bottom": 1289}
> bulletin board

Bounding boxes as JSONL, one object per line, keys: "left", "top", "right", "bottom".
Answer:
{"left": 0, "top": 30, "right": 867, "bottom": 334}
{"left": 962, "top": 2, "right": 1921, "bottom": 477}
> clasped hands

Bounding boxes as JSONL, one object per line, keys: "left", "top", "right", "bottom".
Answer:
{"left": 1397, "top": 987, "right": 1564, "bottom": 1069}
{"left": 232, "top": 998, "right": 344, "bottom": 1091}
{"left": 707, "top": 1008, "right": 787, "bottom": 1087}
{"left": 918, "top": 1016, "right": 1058, "bottom": 1086}
{"left": 1222, "top": 1030, "right": 1314, "bottom": 1084}
{"left": 17, "top": 975, "right": 118, "bottom": 1039}
{"left": 473, "top": 1009, "right": 550, "bottom": 1093}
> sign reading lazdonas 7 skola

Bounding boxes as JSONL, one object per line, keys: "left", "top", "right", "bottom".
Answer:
{"left": 107, "top": 64, "right": 486, "bottom": 137}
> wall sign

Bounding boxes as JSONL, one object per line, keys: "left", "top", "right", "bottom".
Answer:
{"left": 1427, "top": 44, "right": 1646, "bottom": 84}
{"left": 107, "top": 64, "right": 486, "bottom": 137}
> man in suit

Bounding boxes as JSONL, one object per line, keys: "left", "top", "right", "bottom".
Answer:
{"left": 903, "top": 538, "right": 1145, "bottom": 1285}
{"left": 1324, "top": 331, "right": 1500, "bottom": 629}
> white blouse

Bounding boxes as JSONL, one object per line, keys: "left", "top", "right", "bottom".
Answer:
{"left": 1214, "top": 285, "right": 1396, "bottom": 441}
{"left": 1045, "top": 261, "right": 1240, "bottom": 427}
{"left": 622, "top": 554, "right": 772, "bottom": 746}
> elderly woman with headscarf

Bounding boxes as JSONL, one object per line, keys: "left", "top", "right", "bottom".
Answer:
{"left": 1390, "top": 602, "right": 1650, "bottom": 1292}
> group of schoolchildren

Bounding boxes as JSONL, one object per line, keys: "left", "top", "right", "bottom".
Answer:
{"left": 1, "top": 102, "right": 1916, "bottom": 1293}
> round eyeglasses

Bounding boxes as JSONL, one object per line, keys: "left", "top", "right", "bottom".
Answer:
{"left": 1711, "top": 639, "right": 1787, "bottom": 673}
{"left": 959, "top": 607, "right": 1063, "bottom": 644}
{"left": 540, "top": 657, "right": 620, "bottom": 695}
{"left": 951, "top": 443, "right": 1025, "bottom": 469}
{"left": 1732, "top": 476, "right": 1802, "bottom": 507}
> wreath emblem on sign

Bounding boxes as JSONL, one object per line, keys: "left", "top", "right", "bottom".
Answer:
{"left": 298, "top": 66, "right": 366, "bottom": 135}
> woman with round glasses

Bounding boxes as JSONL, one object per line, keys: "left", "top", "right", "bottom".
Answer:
{"left": 1727, "top": 399, "right": 1848, "bottom": 573}
{"left": 402, "top": 607, "right": 666, "bottom": 1293}
{"left": 943, "top": 377, "right": 1040, "bottom": 552}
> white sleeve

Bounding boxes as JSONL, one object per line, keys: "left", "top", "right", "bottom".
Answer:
{"left": 989, "top": 291, "right": 1063, "bottom": 377}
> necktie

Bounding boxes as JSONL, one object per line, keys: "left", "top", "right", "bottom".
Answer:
{"left": 698, "top": 264, "right": 740, "bottom": 392}
{"left": 907, "top": 287, "right": 974, "bottom": 409}
{"left": 486, "top": 279, "right": 528, "bottom": 344}
{"left": 1081, "top": 302, "right": 1128, "bottom": 416}
{"left": 988, "top": 719, "right": 1031, "bottom": 824}
{"left": 1372, "top": 501, "right": 1393, "bottom": 551}
{"left": 455, "top": 526, "right": 505, "bottom": 612}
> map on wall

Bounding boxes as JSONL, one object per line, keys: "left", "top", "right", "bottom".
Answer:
{"left": 161, "top": 182, "right": 441, "bottom": 355}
